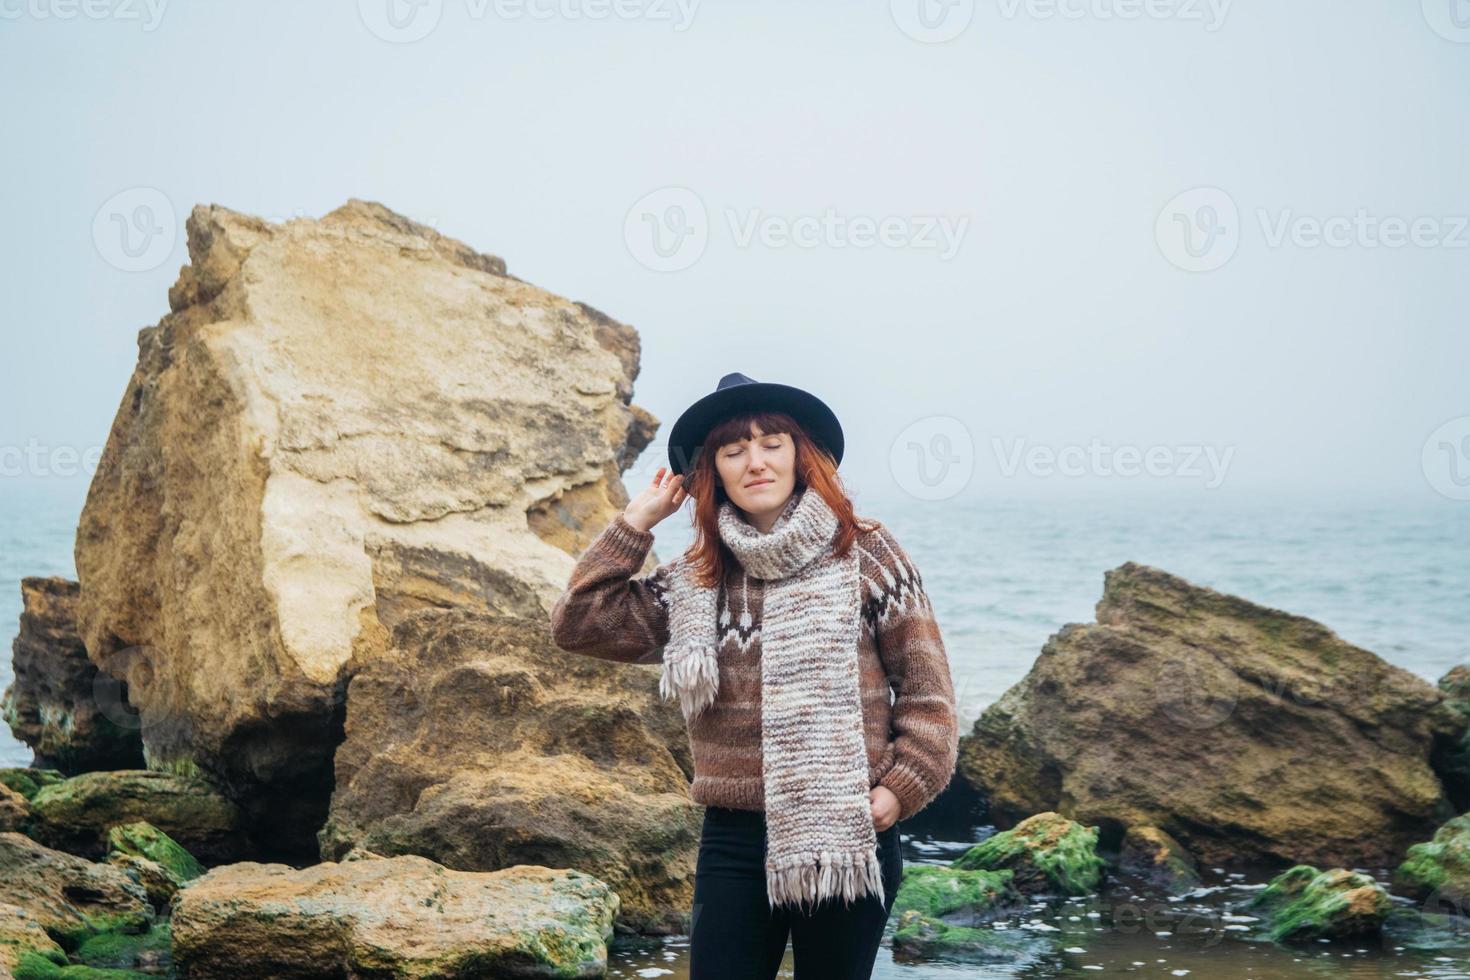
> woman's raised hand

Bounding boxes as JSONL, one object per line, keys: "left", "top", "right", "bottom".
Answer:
{"left": 623, "top": 466, "right": 687, "bottom": 534}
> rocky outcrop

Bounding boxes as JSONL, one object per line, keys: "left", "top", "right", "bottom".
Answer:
{"left": 959, "top": 562, "right": 1458, "bottom": 869}
{"left": 73, "top": 199, "right": 666, "bottom": 859}
{"left": 25, "top": 769, "right": 248, "bottom": 864}
{"left": 170, "top": 854, "right": 619, "bottom": 979}
{"left": 1, "top": 577, "right": 144, "bottom": 774}
{"left": 317, "top": 609, "right": 699, "bottom": 934}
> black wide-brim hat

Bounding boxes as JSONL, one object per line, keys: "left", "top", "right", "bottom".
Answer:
{"left": 666, "top": 372, "right": 845, "bottom": 476}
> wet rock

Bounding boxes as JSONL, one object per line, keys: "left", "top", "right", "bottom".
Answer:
{"left": 891, "top": 910, "right": 1055, "bottom": 966}
{"left": 952, "top": 812, "right": 1104, "bottom": 896}
{"left": 960, "top": 562, "right": 1458, "bottom": 868}
{"left": 74, "top": 199, "right": 665, "bottom": 861}
{"left": 171, "top": 854, "right": 618, "bottom": 979}
{"left": 317, "top": 609, "right": 699, "bottom": 935}
{"left": 2, "top": 577, "right": 145, "bottom": 777}
{"left": 1116, "top": 825, "right": 1200, "bottom": 895}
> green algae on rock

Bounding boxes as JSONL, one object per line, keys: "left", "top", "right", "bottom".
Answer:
{"left": 891, "top": 864, "right": 1020, "bottom": 924}
{"left": 1248, "top": 865, "right": 1391, "bottom": 941}
{"left": 105, "top": 822, "right": 204, "bottom": 911}
{"left": 0, "top": 768, "right": 67, "bottom": 801}
{"left": 953, "top": 812, "right": 1105, "bottom": 896}
{"left": 1395, "top": 812, "right": 1470, "bottom": 910}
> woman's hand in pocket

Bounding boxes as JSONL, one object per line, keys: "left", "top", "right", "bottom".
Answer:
{"left": 869, "top": 785, "right": 901, "bottom": 832}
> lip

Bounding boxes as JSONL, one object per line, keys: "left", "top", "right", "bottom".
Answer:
{"left": 745, "top": 479, "right": 774, "bottom": 488}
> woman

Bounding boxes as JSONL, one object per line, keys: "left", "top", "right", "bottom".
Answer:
{"left": 550, "top": 372, "right": 959, "bottom": 980}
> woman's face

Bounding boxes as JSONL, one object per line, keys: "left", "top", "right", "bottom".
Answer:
{"left": 715, "top": 424, "right": 797, "bottom": 529}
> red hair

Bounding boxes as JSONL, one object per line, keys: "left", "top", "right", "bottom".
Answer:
{"left": 675, "top": 410, "right": 877, "bottom": 589}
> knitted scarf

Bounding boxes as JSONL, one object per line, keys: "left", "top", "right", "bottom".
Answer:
{"left": 658, "top": 485, "right": 884, "bottom": 913}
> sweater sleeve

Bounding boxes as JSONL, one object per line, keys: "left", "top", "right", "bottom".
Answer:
{"left": 869, "top": 524, "right": 960, "bottom": 821}
{"left": 548, "top": 512, "right": 674, "bottom": 665}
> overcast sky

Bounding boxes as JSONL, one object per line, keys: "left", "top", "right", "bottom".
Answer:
{"left": 3, "top": 0, "right": 1467, "bottom": 510}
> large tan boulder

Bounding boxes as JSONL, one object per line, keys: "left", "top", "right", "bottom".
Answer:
{"left": 960, "top": 562, "right": 1458, "bottom": 869}
{"left": 170, "top": 854, "right": 619, "bottom": 979}
{"left": 2, "top": 577, "right": 143, "bottom": 773}
{"left": 318, "top": 609, "right": 699, "bottom": 935}
{"left": 74, "top": 199, "right": 664, "bottom": 859}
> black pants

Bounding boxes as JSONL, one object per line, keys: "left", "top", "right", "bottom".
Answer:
{"left": 689, "top": 805, "right": 903, "bottom": 980}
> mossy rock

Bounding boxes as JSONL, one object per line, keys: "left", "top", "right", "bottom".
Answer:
{"left": 1395, "top": 813, "right": 1470, "bottom": 908}
{"left": 952, "top": 812, "right": 1104, "bottom": 896}
{"left": 105, "top": 820, "right": 204, "bottom": 908}
{"left": 1248, "top": 865, "right": 1390, "bottom": 941}
{"left": 27, "top": 770, "right": 245, "bottom": 864}
{"left": 72, "top": 921, "right": 172, "bottom": 973}
{"left": 891, "top": 909, "right": 1053, "bottom": 965}
{"left": 0, "top": 769, "right": 68, "bottom": 801}
{"left": 12, "top": 947, "right": 158, "bottom": 979}
{"left": 891, "top": 865, "right": 1019, "bottom": 924}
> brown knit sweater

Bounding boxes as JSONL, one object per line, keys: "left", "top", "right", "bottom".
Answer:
{"left": 549, "top": 511, "right": 960, "bottom": 821}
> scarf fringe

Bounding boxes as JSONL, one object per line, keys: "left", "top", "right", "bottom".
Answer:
{"left": 765, "top": 847, "right": 886, "bottom": 915}
{"left": 658, "top": 641, "right": 720, "bottom": 720}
